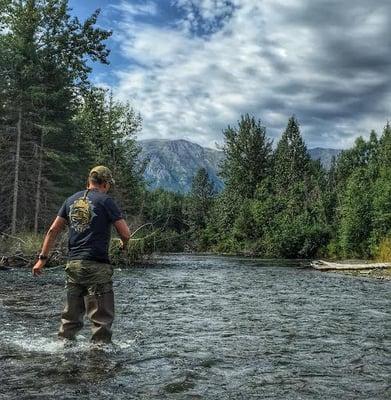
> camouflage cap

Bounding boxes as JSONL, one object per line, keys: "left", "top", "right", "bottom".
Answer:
{"left": 89, "top": 165, "right": 115, "bottom": 185}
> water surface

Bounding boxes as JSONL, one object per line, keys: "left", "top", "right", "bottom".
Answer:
{"left": 0, "top": 254, "right": 390, "bottom": 399}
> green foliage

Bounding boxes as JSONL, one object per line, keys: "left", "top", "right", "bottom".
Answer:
{"left": 2, "top": 2, "right": 390, "bottom": 262}
{"left": 333, "top": 129, "right": 381, "bottom": 258}
{"left": 220, "top": 114, "right": 272, "bottom": 198}
{"left": 141, "top": 189, "right": 188, "bottom": 252}
{"left": 109, "top": 237, "right": 153, "bottom": 266}
{"left": 273, "top": 116, "right": 311, "bottom": 190}
{"left": 375, "top": 237, "right": 391, "bottom": 262}
{"left": 0, "top": 232, "right": 45, "bottom": 257}
{"left": 203, "top": 115, "right": 335, "bottom": 258}
{"left": 232, "top": 199, "right": 256, "bottom": 242}
{"left": 0, "top": 0, "right": 112, "bottom": 232}
{"left": 0, "top": 231, "right": 67, "bottom": 266}
{"left": 75, "top": 87, "right": 144, "bottom": 218}
{"left": 185, "top": 167, "right": 215, "bottom": 250}
{"left": 367, "top": 123, "right": 391, "bottom": 255}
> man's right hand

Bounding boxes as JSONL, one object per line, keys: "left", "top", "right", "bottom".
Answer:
{"left": 32, "top": 260, "right": 46, "bottom": 276}
{"left": 119, "top": 240, "right": 128, "bottom": 252}
{"left": 114, "top": 219, "right": 131, "bottom": 248}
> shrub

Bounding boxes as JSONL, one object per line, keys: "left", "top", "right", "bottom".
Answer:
{"left": 375, "top": 237, "right": 391, "bottom": 262}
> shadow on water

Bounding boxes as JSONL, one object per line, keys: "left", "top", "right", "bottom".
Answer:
{"left": 0, "top": 254, "right": 390, "bottom": 399}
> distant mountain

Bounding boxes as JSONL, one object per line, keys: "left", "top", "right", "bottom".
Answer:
{"left": 138, "top": 139, "right": 224, "bottom": 193}
{"left": 138, "top": 139, "right": 342, "bottom": 193}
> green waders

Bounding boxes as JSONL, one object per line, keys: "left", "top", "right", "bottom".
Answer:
{"left": 58, "top": 260, "right": 114, "bottom": 343}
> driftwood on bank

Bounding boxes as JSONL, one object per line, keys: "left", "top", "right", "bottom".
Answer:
{"left": 311, "top": 260, "right": 391, "bottom": 271}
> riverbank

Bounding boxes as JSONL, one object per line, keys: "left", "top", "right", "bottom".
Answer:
{"left": 310, "top": 259, "right": 391, "bottom": 280}
{"left": 1, "top": 240, "right": 391, "bottom": 280}
{"left": 319, "top": 267, "right": 391, "bottom": 280}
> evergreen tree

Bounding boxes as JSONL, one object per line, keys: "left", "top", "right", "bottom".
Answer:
{"left": 378, "top": 122, "right": 391, "bottom": 165}
{"left": 371, "top": 168, "right": 391, "bottom": 249}
{"left": 334, "top": 134, "right": 378, "bottom": 191}
{"left": 219, "top": 114, "right": 272, "bottom": 199}
{"left": 338, "top": 168, "right": 373, "bottom": 258}
{"left": 75, "top": 87, "right": 144, "bottom": 219}
{"left": 187, "top": 168, "right": 215, "bottom": 231}
{"left": 273, "top": 116, "right": 312, "bottom": 190}
{"left": 264, "top": 116, "right": 329, "bottom": 257}
{"left": 333, "top": 132, "right": 380, "bottom": 258}
{"left": 370, "top": 123, "right": 391, "bottom": 252}
{"left": 0, "top": 0, "right": 41, "bottom": 233}
{"left": 210, "top": 114, "right": 272, "bottom": 250}
{"left": 0, "top": 0, "right": 111, "bottom": 233}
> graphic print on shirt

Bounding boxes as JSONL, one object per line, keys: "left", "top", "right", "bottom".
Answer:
{"left": 68, "top": 195, "right": 96, "bottom": 233}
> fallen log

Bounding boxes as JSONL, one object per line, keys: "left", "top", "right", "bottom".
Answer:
{"left": 0, "top": 252, "right": 66, "bottom": 268}
{"left": 311, "top": 260, "right": 391, "bottom": 271}
{"left": 0, "top": 254, "right": 31, "bottom": 268}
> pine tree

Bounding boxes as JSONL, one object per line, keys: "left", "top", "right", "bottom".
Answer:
{"left": 273, "top": 116, "right": 312, "bottom": 190}
{"left": 0, "top": 0, "right": 111, "bottom": 233}
{"left": 264, "top": 116, "right": 329, "bottom": 257}
{"left": 0, "top": 0, "right": 41, "bottom": 234}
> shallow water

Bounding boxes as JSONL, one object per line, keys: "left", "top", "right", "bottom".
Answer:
{"left": 0, "top": 254, "right": 390, "bottom": 399}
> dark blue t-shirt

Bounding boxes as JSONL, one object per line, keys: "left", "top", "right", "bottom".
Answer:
{"left": 58, "top": 189, "right": 123, "bottom": 263}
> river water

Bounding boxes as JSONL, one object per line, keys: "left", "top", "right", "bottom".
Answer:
{"left": 0, "top": 254, "right": 390, "bottom": 399}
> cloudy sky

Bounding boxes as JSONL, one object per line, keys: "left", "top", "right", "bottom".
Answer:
{"left": 70, "top": 0, "right": 391, "bottom": 149}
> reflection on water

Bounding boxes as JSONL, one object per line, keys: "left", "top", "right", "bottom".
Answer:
{"left": 0, "top": 254, "right": 390, "bottom": 399}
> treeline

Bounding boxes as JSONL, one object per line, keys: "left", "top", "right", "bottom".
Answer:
{"left": 158, "top": 115, "right": 391, "bottom": 260}
{"left": 0, "top": 1, "right": 145, "bottom": 235}
{"left": 2, "top": 2, "right": 390, "bottom": 261}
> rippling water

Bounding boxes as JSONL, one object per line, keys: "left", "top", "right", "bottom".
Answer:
{"left": 0, "top": 254, "right": 390, "bottom": 399}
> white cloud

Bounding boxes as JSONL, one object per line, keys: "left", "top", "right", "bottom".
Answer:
{"left": 109, "top": 0, "right": 391, "bottom": 149}
{"left": 110, "top": 1, "right": 158, "bottom": 17}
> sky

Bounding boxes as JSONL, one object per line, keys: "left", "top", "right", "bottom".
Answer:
{"left": 69, "top": 0, "right": 391, "bottom": 150}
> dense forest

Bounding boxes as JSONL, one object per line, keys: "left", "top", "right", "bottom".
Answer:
{"left": 1, "top": 1, "right": 390, "bottom": 262}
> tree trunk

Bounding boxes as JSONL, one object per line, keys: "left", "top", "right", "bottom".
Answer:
{"left": 34, "top": 129, "right": 44, "bottom": 234}
{"left": 11, "top": 108, "right": 22, "bottom": 235}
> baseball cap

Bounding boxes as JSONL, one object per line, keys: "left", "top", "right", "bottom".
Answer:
{"left": 89, "top": 165, "right": 115, "bottom": 185}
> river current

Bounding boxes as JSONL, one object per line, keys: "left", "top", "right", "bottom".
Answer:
{"left": 0, "top": 254, "right": 390, "bottom": 399}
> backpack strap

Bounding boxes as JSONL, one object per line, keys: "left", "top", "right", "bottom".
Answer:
{"left": 82, "top": 188, "right": 90, "bottom": 200}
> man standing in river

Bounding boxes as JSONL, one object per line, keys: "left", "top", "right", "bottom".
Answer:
{"left": 32, "top": 166, "right": 131, "bottom": 344}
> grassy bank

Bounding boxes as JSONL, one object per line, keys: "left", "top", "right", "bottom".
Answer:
{"left": 0, "top": 232, "right": 67, "bottom": 268}
{"left": 0, "top": 231, "right": 154, "bottom": 269}
{"left": 2, "top": 232, "right": 391, "bottom": 282}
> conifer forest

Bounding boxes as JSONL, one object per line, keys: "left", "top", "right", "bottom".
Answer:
{"left": 1, "top": 1, "right": 391, "bottom": 263}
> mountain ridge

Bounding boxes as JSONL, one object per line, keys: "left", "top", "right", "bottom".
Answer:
{"left": 138, "top": 139, "right": 341, "bottom": 193}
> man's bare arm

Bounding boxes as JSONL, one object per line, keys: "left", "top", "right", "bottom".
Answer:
{"left": 32, "top": 216, "right": 67, "bottom": 276}
{"left": 114, "top": 219, "right": 131, "bottom": 248}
